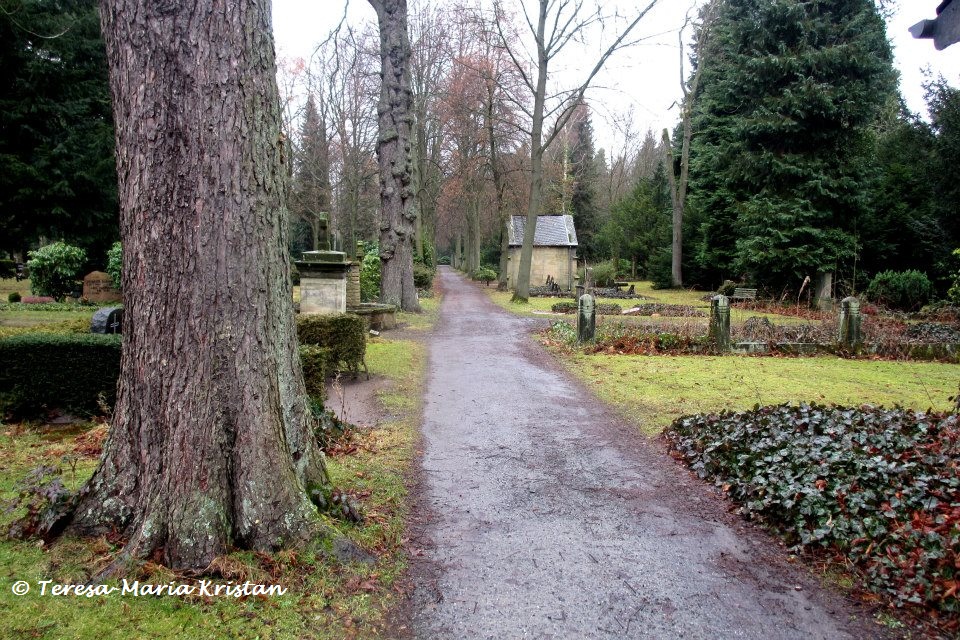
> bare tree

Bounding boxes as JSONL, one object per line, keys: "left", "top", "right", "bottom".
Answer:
{"left": 55, "top": 0, "right": 332, "bottom": 570}
{"left": 491, "top": 0, "right": 661, "bottom": 302}
{"left": 663, "top": 0, "right": 720, "bottom": 288}
{"left": 368, "top": 0, "right": 420, "bottom": 311}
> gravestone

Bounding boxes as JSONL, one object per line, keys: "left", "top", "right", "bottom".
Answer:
{"left": 709, "top": 295, "right": 731, "bottom": 351}
{"left": 91, "top": 307, "right": 123, "bottom": 334}
{"left": 82, "top": 271, "right": 121, "bottom": 303}
{"left": 838, "top": 296, "right": 862, "bottom": 352}
{"left": 577, "top": 293, "right": 596, "bottom": 343}
{"left": 296, "top": 213, "right": 350, "bottom": 315}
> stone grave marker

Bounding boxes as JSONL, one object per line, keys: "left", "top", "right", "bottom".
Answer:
{"left": 838, "top": 296, "right": 862, "bottom": 352}
{"left": 709, "top": 294, "right": 731, "bottom": 350}
{"left": 83, "top": 271, "right": 121, "bottom": 303}
{"left": 577, "top": 293, "right": 596, "bottom": 343}
{"left": 91, "top": 307, "right": 124, "bottom": 334}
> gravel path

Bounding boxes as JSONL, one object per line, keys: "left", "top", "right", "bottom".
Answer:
{"left": 406, "top": 267, "right": 883, "bottom": 640}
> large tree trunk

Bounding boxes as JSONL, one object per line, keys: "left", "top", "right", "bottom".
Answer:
{"left": 369, "top": 0, "right": 419, "bottom": 311}
{"left": 511, "top": 4, "right": 549, "bottom": 303}
{"left": 62, "top": 0, "right": 331, "bottom": 570}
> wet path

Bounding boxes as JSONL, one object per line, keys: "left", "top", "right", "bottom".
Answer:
{"left": 407, "top": 268, "right": 881, "bottom": 639}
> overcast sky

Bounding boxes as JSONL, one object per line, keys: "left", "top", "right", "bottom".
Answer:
{"left": 272, "top": 0, "right": 960, "bottom": 151}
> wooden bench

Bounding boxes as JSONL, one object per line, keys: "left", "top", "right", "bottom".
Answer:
{"left": 731, "top": 287, "right": 758, "bottom": 301}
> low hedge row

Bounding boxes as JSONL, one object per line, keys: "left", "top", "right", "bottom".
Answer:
{"left": 667, "top": 403, "right": 960, "bottom": 620}
{"left": 0, "top": 333, "right": 122, "bottom": 418}
{"left": 1, "top": 321, "right": 359, "bottom": 417}
{"left": 296, "top": 313, "right": 366, "bottom": 374}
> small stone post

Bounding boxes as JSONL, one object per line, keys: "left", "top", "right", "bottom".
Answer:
{"left": 838, "top": 296, "right": 862, "bottom": 353}
{"left": 577, "top": 293, "right": 596, "bottom": 343}
{"left": 709, "top": 294, "right": 731, "bottom": 351}
{"left": 585, "top": 267, "right": 594, "bottom": 294}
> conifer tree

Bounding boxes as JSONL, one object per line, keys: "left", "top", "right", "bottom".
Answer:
{"left": 689, "top": 0, "right": 897, "bottom": 291}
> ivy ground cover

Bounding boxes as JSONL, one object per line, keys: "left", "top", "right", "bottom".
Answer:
{"left": 667, "top": 403, "right": 960, "bottom": 632}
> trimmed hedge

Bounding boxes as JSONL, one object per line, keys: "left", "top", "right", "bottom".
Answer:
{"left": 296, "top": 313, "right": 367, "bottom": 374}
{"left": 1, "top": 331, "right": 346, "bottom": 419}
{"left": 299, "top": 345, "right": 331, "bottom": 403}
{"left": 0, "top": 333, "right": 122, "bottom": 419}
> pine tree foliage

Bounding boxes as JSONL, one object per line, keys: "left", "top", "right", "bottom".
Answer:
{"left": 0, "top": 0, "right": 117, "bottom": 261}
{"left": 690, "top": 0, "right": 897, "bottom": 291}
{"left": 569, "top": 105, "right": 600, "bottom": 261}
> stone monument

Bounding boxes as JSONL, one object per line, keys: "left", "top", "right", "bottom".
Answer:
{"left": 82, "top": 271, "right": 121, "bottom": 303}
{"left": 577, "top": 293, "right": 596, "bottom": 343}
{"left": 838, "top": 296, "right": 862, "bottom": 353}
{"left": 296, "top": 214, "right": 351, "bottom": 315}
{"left": 709, "top": 294, "right": 731, "bottom": 351}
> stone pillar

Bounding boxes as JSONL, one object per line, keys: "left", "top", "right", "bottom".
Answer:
{"left": 838, "top": 296, "right": 862, "bottom": 352}
{"left": 347, "top": 263, "right": 361, "bottom": 308}
{"left": 577, "top": 293, "right": 596, "bottom": 343}
{"left": 585, "top": 267, "right": 594, "bottom": 294}
{"left": 709, "top": 294, "right": 731, "bottom": 351}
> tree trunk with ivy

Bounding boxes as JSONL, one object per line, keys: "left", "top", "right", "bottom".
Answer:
{"left": 369, "top": 0, "right": 420, "bottom": 312}
{"left": 56, "top": 0, "right": 332, "bottom": 571}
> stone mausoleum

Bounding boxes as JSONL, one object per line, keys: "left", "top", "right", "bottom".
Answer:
{"left": 506, "top": 214, "right": 578, "bottom": 291}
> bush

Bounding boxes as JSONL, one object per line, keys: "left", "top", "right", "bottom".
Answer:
{"left": 414, "top": 262, "right": 435, "bottom": 289}
{"left": 647, "top": 247, "right": 674, "bottom": 290}
{"left": 299, "top": 345, "right": 330, "bottom": 403}
{"left": 296, "top": 314, "right": 366, "bottom": 374}
{"left": 359, "top": 244, "right": 381, "bottom": 302}
{"left": 0, "top": 333, "right": 122, "bottom": 419}
{"left": 949, "top": 249, "right": 960, "bottom": 304}
{"left": 580, "top": 260, "right": 617, "bottom": 287}
{"left": 8, "top": 292, "right": 21, "bottom": 303}
{"left": 437, "top": 255, "right": 451, "bottom": 266}
{"left": 0, "top": 259, "right": 16, "bottom": 279}
{"left": 27, "top": 242, "right": 87, "bottom": 300}
{"left": 667, "top": 403, "right": 960, "bottom": 616}
{"left": 866, "top": 270, "right": 933, "bottom": 311}
{"left": 472, "top": 266, "right": 497, "bottom": 286}
{"left": 106, "top": 241, "right": 122, "bottom": 289}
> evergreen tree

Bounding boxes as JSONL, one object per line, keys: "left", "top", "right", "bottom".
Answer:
{"left": 600, "top": 161, "right": 671, "bottom": 279}
{"left": 569, "top": 105, "right": 600, "bottom": 261}
{"left": 689, "top": 0, "right": 897, "bottom": 292}
{"left": 861, "top": 106, "right": 942, "bottom": 288}
{"left": 290, "top": 95, "right": 331, "bottom": 252}
{"left": 926, "top": 76, "right": 960, "bottom": 281}
{"left": 0, "top": 0, "right": 117, "bottom": 262}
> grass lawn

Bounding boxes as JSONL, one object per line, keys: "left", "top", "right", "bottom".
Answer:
{"left": 0, "top": 277, "right": 29, "bottom": 299}
{"left": 0, "top": 332, "right": 430, "bottom": 639}
{"left": 561, "top": 353, "right": 959, "bottom": 435}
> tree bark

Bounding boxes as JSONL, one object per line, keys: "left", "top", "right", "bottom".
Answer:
{"left": 63, "top": 0, "right": 331, "bottom": 570}
{"left": 369, "top": 0, "right": 419, "bottom": 311}
{"left": 512, "top": 2, "right": 548, "bottom": 303}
